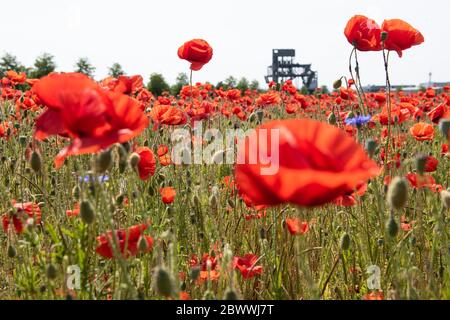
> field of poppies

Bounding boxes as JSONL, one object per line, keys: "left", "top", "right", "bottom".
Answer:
{"left": 0, "top": 16, "right": 449, "bottom": 301}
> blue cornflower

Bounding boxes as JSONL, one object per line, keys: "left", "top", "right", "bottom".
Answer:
{"left": 345, "top": 115, "right": 372, "bottom": 126}
{"left": 79, "top": 175, "right": 109, "bottom": 183}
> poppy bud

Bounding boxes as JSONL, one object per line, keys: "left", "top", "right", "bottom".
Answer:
{"left": 340, "top": 233, "right": 351, "bottom": 251}
{"left": 440, "top": 190, "right": 450, "bottom": 209}
{"left": 46, "top": 263, "right": 58, "bottom": 280}
{"left": 209, "top": 194, "right": 218, "bottom": 210}
{"left": 203, "top": 290, "right": 215, "bottom": 300}
{"left": 80, "top": 200, "right": 96, "bottom": 224}
{"left": 72, "top": 185, "right": 81, "bottom": 200}
{"left": 387, "top": 177, "right": 408, "bottom": 210}
{"left": 189, "top": 266, "right": 201, "bottom": 281}
{"left": 95, "top": 149, "right": 113, "bottom": 173}
{"left": 7, "top": 244, "right": 17, "bottom": 258}
{"left": 381, "top": 31, "right": 388, "bottom": 42}
{"left": 129, "top": 152, "right": 140, "bottom": 169}
{"left": 333, "top": 79, "right": 342, "bottom": 90}
{"left": 249, "top": 112, "right": 257, "bottom": 123}
{"left": 19, "top": 136, "right": 27, "bottom": 147}
{"left": 386, "top": 215, "right": 399, "bottom": 238}
{"left": 121, "top": 141, "right": 131, "bottom": 153}
{"left": 154, "top": 267, "right": 174, "bottom": 297}
{"left": 328, "top": 112, "right": 337, "bottom": 125}
{"left": 223, "top": 287, "right": 239, "bottom": 300}
{"left": 138, "top": 236, "right": 149, "bottom": 252}
{"left": 415, "top": 154, "right": 427, "bottom": 175}
{"left": 227, "top": 199, "right": 235, "bottom": 208}
{"left": 30, "top": 151, "right": 42, "bottom": 173}
{"left": 256, "top": 109, "right": 264, "bottom": 123}
{"left": 192, "top": 194, "right": 200, "bottom": 208}
{"left": 365, "top": 139, "right": 377, "bottom": 158}
{"left": 439, "top": 119, "right": 450, "bottom": 139}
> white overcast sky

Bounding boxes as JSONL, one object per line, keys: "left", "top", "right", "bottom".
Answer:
{"left": 1, "top": 0, "right": 448, "bottom": 88}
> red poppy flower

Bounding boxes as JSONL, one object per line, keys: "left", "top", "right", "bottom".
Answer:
{"left": 135, "top": 147, "right": 156, "bottom": 180}
{"left": 363, "top": 290, "right": 384, "bottom": 300}
{"left": 160, "top": 187, "right": 176, "bottom": 204}
{"left": 344, "top": 15, "right": 382, "bottom": 51}
{"left": 66, "top": 203, "right": 80, "bottom": 217}
{"left": 424, "top": 156, "right": 438, "bottom": 172}
{"left": 406, "top": 173, "right": 435, "bottom": 189}
{"left": 410, "top": 122, "right": 434, "bottom": 141}
{"left": 33, "top": 73, "right": 149, "bottom": 168}
{"left": 178, "top": 39, "right": 213, "bottom": 71}
{"left": 149, "top": 103, "right": 187, "bottom": 131}
{"left": 233, "top": 254, "right": 263, "bottom": 279}
{"left": 2, "top": 201, "right": 41, "bottom": 234}
{"left": 235, "top": 119, "right": 380, "bottom": 207}
{"left": 381, "top": 19, "right": 424, "bottom": 57}
{"left": 285, "top": 218, "right": 309, "bottom": 236}
{"left": 95, "top": 224, "right": 153, "bottom": 259}
{"left": 101, "top": 75, "right": 143, "bottom": 95}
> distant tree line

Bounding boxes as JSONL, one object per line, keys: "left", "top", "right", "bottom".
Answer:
{"left": 0, "top": 52, "right": 262, "bottom": 96}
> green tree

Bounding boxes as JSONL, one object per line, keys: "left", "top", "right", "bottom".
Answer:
{"left": 147, "top": 73, "right": 170, "bottom": 96}
{"left": 74, "top": 57, "right": 95, "bottom": 78}
{"left": 249, "top": 79, "right": 260, "bottom": 91}
{"left": 0, "top": 53, "right": 26, "bottom": 78}
{"left": 170, "top": 72, "right": 189, "bottom": 96}
{"left": 30, "top": 53, "right": 56, "bottom": 79}
{"left": 320, "top": 85, "right": 330, "bottom": 94}
{"left": 237, "top": 77, "right": 249, "bottom": 93}
{"left": 108, "top": 63, "right": 125, "bottom": 78}
{"left": 224, "top": 76, "right": 237, "bottom": 89}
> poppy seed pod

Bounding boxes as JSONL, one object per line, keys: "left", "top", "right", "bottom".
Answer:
{"left": 386, "top": 215, "right": 399, "bottom": 238}
{"left": 30, "top": 151, "right": 42, "bottom": 173}
{"left": 154, "top": 267, "right": 174, "bottom": 297}
{"left": 440, "top": 190, "right": 450, "bottom": 209}
{"left": 387, "top": 177, "right": 408, "bottom": 210}
{"left": 80, "top": 200, "right": 95, "bottom": 224}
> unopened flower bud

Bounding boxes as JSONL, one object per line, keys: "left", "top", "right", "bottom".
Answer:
{"left": 154, "top": 267, "right": 174, "bottom": 297}
{"left": 387, "top": 177, "right": 408, "bottom": 210}
{"left": 129, "top": 152, "right": 140, "bottom": 169}
{"left": 46, "top": 263, "right": 58, "bottom": 280}
{"left": 328, "top": 112, "right": 337, "bottom": 125}
{"left": 440, "top": 190, "right": 450, "bottom": 209}
{"left": 415, "top": 154, "right": 428, "bottom": 175}
{"left": 439, "top": 119, "right": 450, "bottom": 139}
{"left": 138, "top": 236, "right": 149, "bottom": 252}
{"left": 333, "top": 78, "right": 342, "bottom": 90}
{"left": 340, "top": 232, "right": 351, "bottom": 251}
{"left": 365, "top": 139, "right": 377, "bottom": 158}
{"left": 223, "top": 287, "right": 239, "bottom": 300}
{"left": 30, "top": 151, "right": 42, "bottom": 173}
{"left": 7, "top": 244, "right": 17, "bottom": 258}
{"left": 95, "top": 149, "right": 113, "bottom": 173}
{"left": 386, "top": 215, "right": 399, "bottom": 238}
{"left": 80, "top": 200, "right": 95, "bottom": 224}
